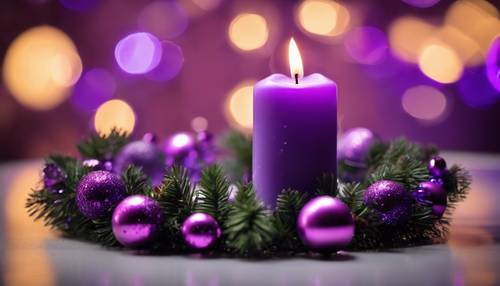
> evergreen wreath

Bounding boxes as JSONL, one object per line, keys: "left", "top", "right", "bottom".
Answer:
{"left": 26, "top": 129, "right": 471, "bottom": 256}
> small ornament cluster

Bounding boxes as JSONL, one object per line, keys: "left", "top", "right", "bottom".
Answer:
{"left": 27, "top": 128, "right": 471, "bottom": 256}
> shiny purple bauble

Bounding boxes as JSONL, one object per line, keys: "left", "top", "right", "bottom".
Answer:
{"left": 338, "top": 127, "right": 377, "bottom": 165}
{"left": 76, "top": 171, "right": 126, "bottom": 219}
{"left": 297, "top": 196, "right": 354, "bottom": 252}
{"left": 413, "top": 181, "right": 447, "bottom": 218}
{"left": 181, "top": 213, "right": 221, "bottom": 251}
{"left": 428, "top": 156, "right": 447, "bottom": 178}
{"left": 112, "top": 195, "right": 163, "bottom": 248}
{"left": 114, "top": 139, "right": 166, "bottom": 186}
{"left": 164, "top": 132, "right": 196, "bottom": 163}
{"left": 364, "top": 180, "right": 411, "bottom": 225}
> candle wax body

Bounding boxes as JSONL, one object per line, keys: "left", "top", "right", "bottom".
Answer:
{"left": 253, "top": 73, "right": 337, "bottom": 206}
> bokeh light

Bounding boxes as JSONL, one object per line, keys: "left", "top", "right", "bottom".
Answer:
{"left": 296, "top": 0, "right": 350, "bottom": 38}
{"left": 228, "top": 13, "right": 269, "bottom": 51}
{"left": 486, "top": 36, "right": 500, "bottom": 92}
{"left": 59, "top": 0, "right": 100, "bottom": 11}
{"left": 114, "top": 32, "right": 162, "bottom": 75}
{"left": 344, "top": 26, "right": 389, "bottom": 65}
{"left": 389, "top": 17, "right": 435, "bottom": 63}
{"left": 437, "top": 25, "right": 482, "bottom": 67}
{"left": 445, "top": 0, "right": 500, "bottom": 56}
{"left": 458, "top": 68, "right": 500, "bottom": 109}
{"left": 401, "top": 0, "right": 440, "bottom": 8}
{"left": 71, "top": 68, "right": 116, "bottom": 113}
{"left": 146, "top": 41, "right": 184, "bottom": 82}
{"left": 418, "top": 43, "right": 464, "bottom": 84}
{"left": 94, "top": 99, "right": 136, "bottom": 135}
{"left": 402, "top": 85, "right": 447, "bottom": 122}
{"left": 191, "top": 116, "right": 208, "bottom": 132}
{"left": 137, "top": 1, "right": 188, "bottom": 39}
{"left": 3, "top": 25, "right": 82, "bottom": 110}
{"left": 224, "top": 80, "right": 255, "bottom": 133}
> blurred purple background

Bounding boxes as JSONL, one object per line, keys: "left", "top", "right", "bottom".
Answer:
{"left": 0, "top": 0, "right": 499, "bottom": 162}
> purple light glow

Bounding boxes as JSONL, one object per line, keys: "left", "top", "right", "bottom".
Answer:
{"left": 458, "top": 67, "right": 500, "bottom": 109}
{"left": 486, "top": 36, "right": 500, "bottom": 92}
{"left": 146, "top": 41, "right": 184, "bottom": 81}
{"left": 114, "top": 32, "right": 162, "bottom": 75}
{"left": 137, "top": 1, "right": 188, "bottom": 39}
{"left": 71, "top": 68, "right": 116, "bottom": 112}
{"left": 344, "top": 26, "right": 389, "bottom": 65}
{"left": 401, "top": 0, "right": 440, "bottom": 8}
{"left": 59, "top": 0, "right": 100, "bottom": 11}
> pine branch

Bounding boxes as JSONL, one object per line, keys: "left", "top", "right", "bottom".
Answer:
{"left": 195, "top": 165, "right": 231, "bottom": 225}
{"left": 225, "top": 183, "right": 273, "bottom": 255}
{"left": 26, "top": 155, "right": 93, "bottom": 237}
{"left": 156, "top": 166, "right": 196, "bottom": 232}
{"left": 273, "top": 189, "right": 307, "bottom": 251}
{"left": 77, "top": 128, "right": 129, "bottom": 160}
{"left": 315, "top": 173, "right": 337, "bottom": 196}
{"left": 219, "top": 131, "right": 252, "bottom": 181}
{"left": 122, "top": 165, "right": 154, "bottom": 196}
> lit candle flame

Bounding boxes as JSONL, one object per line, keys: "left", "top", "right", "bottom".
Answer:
{"left": 289, "top": 38, "right": 304, "bottom": 83}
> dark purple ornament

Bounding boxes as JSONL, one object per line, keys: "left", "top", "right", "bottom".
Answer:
{"left": 364, "top": 180, "right": 411, "bottom": 225}
{"left": 43, "top": 163, "right": 66, "bottom": 190}
{"left": 297, "top": 196, "right": 354, "bottom": 252}
{"left": 114, "top": 139, "right": 166, "bottom": 186}
{"left": 112, "top": 195, "right": 163, "bottom": 248}
{"left": 413, "top": 181, "right": 447, "bottom": 218}
{"left": 76, "top": 171, "right": 126, "bottom": 219}
{"left": 428, "top": 156, "right": 447, "bottom": 178}
{"left": 379, "top": 197, "right": 412, "bottom": 225}
{"left": 181, "top": 213, "right": 221, "bottom": 250}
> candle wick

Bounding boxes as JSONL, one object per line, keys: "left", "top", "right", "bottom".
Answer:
{"left": 294, "top": 74, "right": 299, "bottom": 84}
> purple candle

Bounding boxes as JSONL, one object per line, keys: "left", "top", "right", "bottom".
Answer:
{"left": 253, "top": 38, "right": 337, "bottom": 206}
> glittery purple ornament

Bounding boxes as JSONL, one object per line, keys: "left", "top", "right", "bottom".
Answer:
{"left": 43, "top": 163, "right": 66, "bottom": 190}
{"left": 428, "top": 156, "right": 447, "bottom": 178}
{"left": 413, "top": 181, "right": 447, "bottom": 218}
{"left": 181, "top": 213, "right": 221, "bottom": 250}
{"left": 364, "top": 180, "right": 411, "bottom": 225}
{"left": 114, "top": 139, "right": 166, "bottom": 186}
{"left": 338, "top": 128, "right": 377, "bottom": 165}
{"left": 297, "top": 196, "right": 354, "bottom": 252}
{"left": 112, "top": 195, "right": 163, "bottom": 248}
{"left": 76, "top": 171, "right": 126, "bottom": 219}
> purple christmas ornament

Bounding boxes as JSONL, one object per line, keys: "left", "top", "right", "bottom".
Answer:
{"left": 181, "top": 213, "right": 221, "bottom": 250}
{"left": 76, "top": 171, "right": 126, "bottom": 219}
{"left": 338, "top": 127, "right": 377, "bottom": 165}
{"left": 164, "top": 132, "right": 196, "bottom": 163}
{"left": 413, "top": 181, "right": 447, "bottom": 218}
{"left": 43, "top": 163, "right": 66, "bottom": 190}
{"left": 428, "top": 156, "right": 447, "bottom": 178}
{"left": 114, "top": 139, "right": 166, "bottom": 186}
{"left": 364, "top": 180, "right": 411, "bottom": 225}
{"left": 112, "top": 195, "right": 163, "bottom": 248}
{"left": 297, "top": 196, "right": 354, "bottom": 252}
{"left": 338, "top": 128, "right": 377, "bottom": 182}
